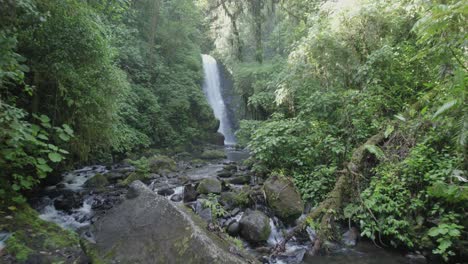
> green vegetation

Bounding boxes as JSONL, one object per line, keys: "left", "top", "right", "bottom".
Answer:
{"left": 202, "top": 0, "right": 466, "bottom": 261}
{"left": 0, "top": 0, "right": 466, "bottom": 262}
{"left": 0, "top": 0, "right": 217, "bottom": 203}
{"left": 0, "top": 204, "right": 81, "bottom": 262}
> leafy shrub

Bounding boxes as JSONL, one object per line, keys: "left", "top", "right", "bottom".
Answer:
{"left": 0, "top": 103, "right": 72, "bottom": 203}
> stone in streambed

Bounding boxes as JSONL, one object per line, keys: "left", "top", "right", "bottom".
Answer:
{"left": 239, "top": 209, "right": 271, "bottom": 243}
{"left": 263, "top": 175, "right": 303, "bottom": 223}
{"left": 171, "top": 194, "right": 183, "bottom": 202}
{"left": 227, "top": 221, "right": 240, "bottom": 236}
{"left": 197, "top": 178, "right": 222, "bottom": 194}
{"left": 157, "top": 188, "right": 175, "bottom": 196}
{"left": 227, "top": 175, "right": 251, "bottom": 185}
{"left": 90, "top": 181, "right": 254, "bottom": 263}
{"left": 183, "top": 184, "right": 198, "bottom": 203}
{"left": 84, "top": 173, "right": 109, "bottom": 188}
{"left": 341, "top": 227, "right": 359, "bottom": 246}
{"left": 217, "top": 170, "right": 233, "bottom": 178}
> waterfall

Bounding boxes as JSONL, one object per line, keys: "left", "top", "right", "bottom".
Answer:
{"left": 201, "top": 54, "right": 236, "bottom": 145}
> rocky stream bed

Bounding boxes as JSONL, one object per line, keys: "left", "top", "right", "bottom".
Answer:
{"left": 16, "top": 146, "right": 427, "bottom": 264}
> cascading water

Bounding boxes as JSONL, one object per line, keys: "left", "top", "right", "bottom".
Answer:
{"left": 201, "top": 54, "right": 236, "bottom": 145}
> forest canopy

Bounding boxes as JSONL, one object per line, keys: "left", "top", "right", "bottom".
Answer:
{"left": 200, "top": 0, "right": 467, "bottom": 261}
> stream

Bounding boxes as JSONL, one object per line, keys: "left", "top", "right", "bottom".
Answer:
{"left": 31, "top": 147, "right": 415, "bottom": 264}
{"left": 30, "top": 54, "right": 419, "bottom": 263}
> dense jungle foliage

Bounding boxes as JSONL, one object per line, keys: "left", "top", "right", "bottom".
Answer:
{"left": 201, "top": 0, "right": 466, "bottom": 261}
{"left": 0, "top": 0, "right": 218, "bottom": 201}
{"left": 0, "top": 0, "right": 466, "bottom": 262}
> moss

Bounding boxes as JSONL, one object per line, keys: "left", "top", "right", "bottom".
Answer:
{"left": 80, "top": 239, "right": 106, "bottom": 264}
{"left": 119, "top": 172, "right": 148, "bottom": 186}
{"left": 84, "top": 173, "right": 109, "bottom": 188}
{"left": 4, "top": 234, "right": 33, "bottom": 262}
{"left": 148, "top": 155, "right": 177, "bottom": 173}
{"left": 197, "top": 178, "right": 222, "bottom": 194}
{"left": 200, "top": 150, "right": 227, "bottom": 160}
{"left": 0, "top": 204, "right": 82, "bottom": 263}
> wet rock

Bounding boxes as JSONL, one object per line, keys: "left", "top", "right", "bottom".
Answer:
{"left": 227, "top": 221, "right": 240, "bottom": 236}
{"left": 183, "top": 184, "right": 198, "bottom": 203}
{"left": 217, "top": 170, "right": 233, "bottom": 178}
{"left": 405, "top": 252, "right": 427, "bottom": 264}
{"left": 53, "top": 192, "right": 82, "bottom": 212}
{"left": 219, "top": 192, "right": 237, "bottom": 208}
{"left": 227, "top": 175, "right": 251, "bottom": 185}
{"left": 342, "top": 227, "right": 359, "bottom": 246}
{"left": 197, "top": 178, "right": 222, "bottom": 194}
{"left": 126, "top": 181, "right": 143, "bottom": 199}
{"left": 199, "top": 208, "right": 213, "bottom": 222}
{"left": 104, "top": 171, "right": 126, "bottom": 182}
{"left": 148, "top": 155, "right": 176, "bottom": 174}
{"left": 157, "top": 188, "right": 175, "bottom": 196}
{"left": 231, "top": 208, "right": 240, "bottom": 216}
{"left": 255, "top": 246, "right": 271, "bottom": 254}
{"left": 170, "top": 194, "right": 183, "bottom": 202}
{"left": 264, "top": 175, "right": 303, "bottom": 223}
{"left": 90, "top": 181, "right": 252, "bottom": 263}
{"left": 224, "top": 164, "right": 237, "bottom": 172}
{"left": 239, "top": 210, "right": 271, "bottom": 243}
{"left": 276, "top": 248, "right": 306, "bottom": 264}
{"left": 84, "top": 173, "right": 109, "bottom": 188}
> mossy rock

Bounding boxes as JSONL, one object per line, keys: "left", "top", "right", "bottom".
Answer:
{"left": 89, "top": 181, "right": 255, "bottom": 263}
{"left": 0, "top": 204, "right": 85, "bottom": 263}
{"left": 148, "top": 155, "right": 177, "bottom": 173}
{"left": 239, "top": 210, "right": 271, "bottom": 242}
{"left": 119, "top": 172, "right": 148, "bottom": 186}
{"left": 84, "top": 173, "right": 109, "bottom": 188}
{"left": 200, "top": 150, "right": 227, "bottom": 160}
{"left": 197, "top": 178, "right": 222, "bottom": 194}
{"left": 264, "top": 175, "right": 304, "bottom": 223}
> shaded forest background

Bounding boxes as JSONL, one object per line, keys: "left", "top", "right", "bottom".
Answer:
{"left": 0, "top": 0, "right": 466, "bottom": 262}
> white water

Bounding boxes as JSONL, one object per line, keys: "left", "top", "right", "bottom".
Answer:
{"left": 201, "top": 54, "right": 236, "bottom": 145}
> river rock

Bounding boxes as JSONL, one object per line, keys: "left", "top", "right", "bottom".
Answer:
{"left": 90, "top": 181, "right": 254, "bottom": 263}
{"left": 342, "top": 227, "right": 359, "bottom": 246}
{"left": 157, "top": 187, "right": 175, "bottom": 196}
{"left": 148, "top": 155, "right": 176, "bottom": 173}
{"left": 263, "top": 175, "right": 303, "bottom": 223}
{"left": 197, "top": 178, "right": 222, "bottom": 194}
{"left": 227, "top": 221, "right": 240, "bottom": 236}
{"left": 219, "top": 192, "right": 237, "bottom": 208}
{"left": 84, "top": 173, "right": 109, "bottom": 188}
{"left": 218, "top": 170, "right": 233, "bottom": 178}
{"left": 53, "top": 192, "right": 82, "bottom": 212}
{"left": 227, "top": 175, "right": 251, "bottom": 185}
{"left": 183, "top": 184, "right": 198, "bottom": 202}
{"left": 199, "top": 207, "right": 213, "bottom": 222}
{"left": 170, "top": 194, "right": 183, "bottom": 202}
{"left": 239, "top": 210, "right": 271, "bottom": 243}
{"left": 224, "top": 164, "right": 238, "bottom": 172}
{"left": 104, "top": 171, "right": 126, "bottom": 182}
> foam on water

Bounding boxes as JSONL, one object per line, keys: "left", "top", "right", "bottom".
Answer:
{"left": 61, "top": 165, "right": 108, "bottom": 191}
{"left": 39, "top": 197, "right": 93, "bottom": 230}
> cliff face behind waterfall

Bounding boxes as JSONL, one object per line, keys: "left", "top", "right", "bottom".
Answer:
{"left": 201, "top": 54, "right": 236, "bottom": 145}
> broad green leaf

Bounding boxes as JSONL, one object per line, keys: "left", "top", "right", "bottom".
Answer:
{"left": 48, "top": 152, "right": 63, "bottom": 163}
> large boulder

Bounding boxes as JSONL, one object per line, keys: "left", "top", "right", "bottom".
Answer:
{"left": 197, "top": 178, "right": 222, "bottom": 194}
{"left": 263, "top": 175, "right": 304, "bottom": 223}
{"left": 239, "top": 210, "right": 271, "bottom": 243}
{"left": 91, "top": 181, "right": 255, "bottom": 263}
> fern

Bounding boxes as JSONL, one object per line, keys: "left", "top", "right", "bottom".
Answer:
{"left": 364, "top": 144, "right": 386, "bottom": 161}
